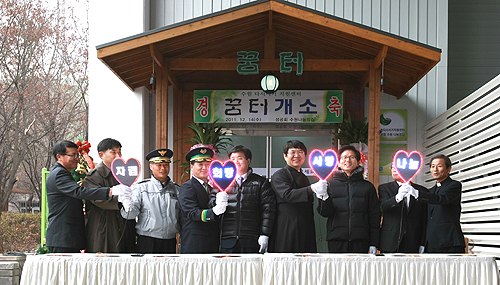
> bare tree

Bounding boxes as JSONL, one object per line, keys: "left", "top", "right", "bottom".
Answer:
{"left": 0, "top": 0, "right": 89, "bottom": 217}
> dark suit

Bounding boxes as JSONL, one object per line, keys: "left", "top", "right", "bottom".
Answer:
{"left": 418, "top": 176, "right": 465, "bottom": 252}
{"left": 379, "top": 181, "right": 427, "bottom": 253}
{"left": 45, "top": 162, "right": 110, "bottom": 251}
{"left": 178, "top": 177, "right": 219, "bottom": 253}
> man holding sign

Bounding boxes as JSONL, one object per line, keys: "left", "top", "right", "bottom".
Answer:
{"left": 317, "top": 145, "right": 380, "bottom": 253}
{"left": 178, "top": 146, "right": 227, "bottom": 253}
{"left": 121, "top": 148, "right": 181, "bottom": 253}
{"left": 83, "top": 138, "right": 136, "bottom": 253}
{"left": 210, "top": 145, "right": 276, "bottom": 253}
{"left": 46, "top": 140, "right": 131, "bottom": 253}
{"left": 269, "top": 140, "right": 325, "bottom": 253}
{"left": 379, "top": 164, "right": 428, "bottom": 253}
{"left": 402, "top": 154, "right": 465, "bottom": 253}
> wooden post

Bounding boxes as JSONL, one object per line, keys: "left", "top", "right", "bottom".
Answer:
{"left": 367, "top": 61, "right": 381, "bottom": 188}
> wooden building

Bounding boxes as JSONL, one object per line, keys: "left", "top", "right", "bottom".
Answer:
{"left": 95, "top": 0, "right": 440, "bottom": 187}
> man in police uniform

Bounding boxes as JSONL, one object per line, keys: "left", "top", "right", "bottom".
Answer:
{"left": 178, "top": 146, "right": 228, "bottom": 253}
{"left": 121, "top": 148, "right": 181, "bottom": 253}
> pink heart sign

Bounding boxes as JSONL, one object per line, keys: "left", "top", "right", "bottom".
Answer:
{"left": 308, "top": 149, "right": 338, "bottom": 181}
{"left": 209, "top": 159, "right": 237, "bottom": 192}
{"left": 392, "top": 150, "right": 423, "bottom": 183}
{"left": 111, "top": 157, "right": 141, "bottom": 186}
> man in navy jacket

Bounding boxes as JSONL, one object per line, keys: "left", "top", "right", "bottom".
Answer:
{"left": 45, "top": 140, "right": 130, "bottom": 253}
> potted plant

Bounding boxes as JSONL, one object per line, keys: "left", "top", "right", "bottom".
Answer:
{"left": 334, "top": 111, "right": 369, "bottom": 177}
{"left": 178, "top": 120, "right": 233, "bottom": 180}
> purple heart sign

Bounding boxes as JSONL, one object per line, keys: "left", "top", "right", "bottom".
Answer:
{"left": 308, "top": 149, "right": 338, "bottom": 181}
{"left": 393, "top": 150, "right": 423, "bottom": 183}
{"left": 111, "top": 157, "right": 141, "bottom": 186}
{"left": 209, "top": 159, "right": 237, "bottom": 192}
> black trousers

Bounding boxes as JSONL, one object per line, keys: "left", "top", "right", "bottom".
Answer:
{"left": 328, "top": 240, "right": 369, "bottom": 253}
{"left": 137, "top": 235, "right": 177, "bottom": 254}
{"left": 426, "top": 244, "right": 465, "bottom": 253}
{"left": 220, "top": 238, "right": 259, "bottom": 253}
{"left": 48, "top": 247, "right": 82, "bottom": 253}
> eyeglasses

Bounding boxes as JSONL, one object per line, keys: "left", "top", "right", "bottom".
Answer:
{"left": 288, "top": 150, "right": 305, "bottom": 157}
{"left": 64, "top": 153, "right": 81, "bottom": 159}
{"left": 340, "top": 155, "right": 357, "bottom": 161}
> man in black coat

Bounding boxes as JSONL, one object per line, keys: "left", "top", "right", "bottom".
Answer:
{"left": 45, "top": 140, "right": 131, "bottom": 253}
{"left": 178, "top": 146, "right": 227, "bottom": 253}
{"left": 405, "top": 154, "right": 465, "bottom": 253}
{"left": 318, "top": 145, "right": 380, "bottom": 253}
{"left": 269, "top": 140, "right": 325, "bottom": 253}
{"left": 379, "top": 164, "right": 428, "bottom": 253}
{"left": 209, "top": 145, "right": 276, "bottom": 253}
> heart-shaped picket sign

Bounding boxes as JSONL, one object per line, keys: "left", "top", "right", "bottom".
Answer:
{"left": 392, "top": 150, "right": 423, "bottom": 183}
{"left": 308, "top": 149, "right": 338, "bottom": 181}
{"left": 111, "top": 157, "right": 141, "bottom": 186}
{"left": 209, "top": 160, "right": 237, "bottom": 192}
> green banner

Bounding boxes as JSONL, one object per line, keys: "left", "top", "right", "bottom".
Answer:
{"left": 194, "top": 90, "right": 343, "bottom": 124}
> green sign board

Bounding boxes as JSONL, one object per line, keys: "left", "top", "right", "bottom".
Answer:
{"left": 194, "top": 90, "right": 343, "bottom": 124}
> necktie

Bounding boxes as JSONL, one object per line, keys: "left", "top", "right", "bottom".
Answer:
{"left": 203, "top": 182, "right": 209, "bottom": 193}
{"left": 404, "top": 196, "right": 410, "bottom": 212}
{"left": 237, "top": 177, "right": 243, "bottom": 187}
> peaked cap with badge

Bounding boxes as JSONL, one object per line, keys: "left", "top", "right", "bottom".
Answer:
{"left": 185, "top": 146, "right": 214, "bottom": 163}
{"left": 146, "top": 148, "right": 173, "bottom": 163}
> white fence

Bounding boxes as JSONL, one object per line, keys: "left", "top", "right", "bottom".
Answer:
{"left": 423, "top": 73, "right": 500, "bottom": 264}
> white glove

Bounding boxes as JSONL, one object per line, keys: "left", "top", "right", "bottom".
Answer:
{"left": 369, "top": 246, "right": 377, "bottom": 254}
{"left": 407, "top": 185, "right": 419, "bottom": 199}
{"left": 258, "top": 235, "right": 269, "bottom": 253}
{"left": 419, "top": 246, "right": 425, "bottom": 254}
{"left": 111, "top": 184, "right": 131, "bottom": 196}
{"left": 395, "top": 184, "right": 411, "bottom": 202}
{"left": 216, "top": 191, "right": 229, "bottom": 204}
{"left": 212, "top": 202, "right": 227, "bottom": 215}
{"left": 311, "top": 180, "right": 327, "bottom": 194}
{"left": 120, "top": 196, "right": 133, "bottom": 212}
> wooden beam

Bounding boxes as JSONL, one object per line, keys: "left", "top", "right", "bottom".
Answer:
{"left": 168, "top": 58, "right": 370, "bottom": 71}
{"left": 367, "top": 60, "right": 381, "bottom": 188}
{"left": 373, "top": 45, "right": 388, "bottom": 69}
{"left": 149, "top": 44, "right": 163, "bottom": 68}
{"left": 359, "top": 45, "right": 388, "bottom": 92}
{"left": 161, "top": 65, "right": 169, "bottom": 148}
{"left": 264, "top": 11, "right": 275, "bottom": 59}
{"left": 161, "top": 57, "right": 179, "bottom": 91}
{"left": 155, "top": 62, "right": 162, "bottom": 148}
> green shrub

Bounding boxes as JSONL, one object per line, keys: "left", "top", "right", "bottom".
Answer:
{"left": 0, "top": 212, "right": 41, "bottom": 253}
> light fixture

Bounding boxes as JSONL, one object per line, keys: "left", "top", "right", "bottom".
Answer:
{"left": 261, "top": 74, "right": 279, "bottom": 94}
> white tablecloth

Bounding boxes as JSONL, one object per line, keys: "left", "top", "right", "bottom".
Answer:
{"left": 263, "top": 254, "right": 500, "bottom": 285}
{"left": 20, "top": 253, "right": 500, "bottom": 285}
{"left": 20, "top": 254, "right": 262, "bottom": 285}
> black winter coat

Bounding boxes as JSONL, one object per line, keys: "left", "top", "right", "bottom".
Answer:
{"left": 318, "top": 166, "right": 381, "bottom": 247}
{"left": 209, "top": 169, "right": 276, "bottom": 240}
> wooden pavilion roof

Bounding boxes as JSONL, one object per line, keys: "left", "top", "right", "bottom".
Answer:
{"left": 96, "top": 0, "right": 441, "bottom": 99}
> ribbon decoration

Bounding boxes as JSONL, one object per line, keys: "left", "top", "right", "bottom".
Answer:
{"left": 76, "top": 140, "right": 95, "bottom": 169}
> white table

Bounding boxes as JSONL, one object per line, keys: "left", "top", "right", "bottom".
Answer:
{"left": 20, "top": 254, "right": 262, "bottom": 285}
{"left": 263, "top": 253, "right": 500, "bottom": 285}
{"left": 20, "top": 253, "right": 500, "bottom": 285}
